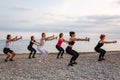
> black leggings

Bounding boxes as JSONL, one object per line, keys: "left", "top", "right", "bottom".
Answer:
{"left": 56, "top": 45, "right": 64, "bottom": 58}
{"left": 66, "top": 46, "right": 79, "bottom": 63}
{"left": 95, "top": 48, "right": 106, "bottom": 59}
{"left": 28, "top": 46, "right": 36, "bottom": 57}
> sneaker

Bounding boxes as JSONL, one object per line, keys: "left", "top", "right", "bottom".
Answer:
{"left": 60, "top": 56, "right": 63, "bottom": 58}
{"left": 102, "top": 58, "right": 105, "bottom": 60}
{"left": 72, "top": 62, "right": 77, "bottom": 64}
{"left": 4, "top": 59, "right": 8, "bottom": 62}
{"left": 56, "top": 57, "right": 59, "bottom": 59}
{"left": 98, "top": 59, "right": 102, "bottom": 61}
{"left": 32, "top": 56, "right": 36, "bottom": 58}
{"left": 28, "top": 57, "right": 31, "bottom": 59}
{"left": 38, "top": 60, "right": 41, "bottom": 62}
{"left": 9, "top": 58, "right": 14, "bottom": 61}
{"left": 68, "top": 63, "right": 73, "bottom": 66}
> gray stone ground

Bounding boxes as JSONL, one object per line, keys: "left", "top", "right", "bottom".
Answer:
{"left": 0, "top": 51, "right": 120, "bottom": 80}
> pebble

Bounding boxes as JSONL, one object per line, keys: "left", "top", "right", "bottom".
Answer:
{"left": 0, "top": 51, "right": 120, "bottom": 80}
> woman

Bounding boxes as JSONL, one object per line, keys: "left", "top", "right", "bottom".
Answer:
{"left": 56, "top": 33, "right": 68, "bottom": 59}
{"left": 95, "top": 34, "right": 117, "bottom": 61}
{"left": 28, "top": 36, "right": 39, "bottom": 59}
{"left": 66, "top": 31, "right": 89, "bottom": 66}
{"left": 37, "top": 33, "right": 57, "bottom": 62}
{"left": 3, "top": 34, "right": 22, "bottom": 62}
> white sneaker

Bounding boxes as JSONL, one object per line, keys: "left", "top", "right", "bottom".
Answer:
{"left": 38, "top": 60, "right": 41, "bottom": 62}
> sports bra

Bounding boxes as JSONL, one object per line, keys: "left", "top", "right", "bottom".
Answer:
{"left": 68, "top": 41, "right": 75, "bottom": 45}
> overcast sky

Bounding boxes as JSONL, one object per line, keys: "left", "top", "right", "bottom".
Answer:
{"left": 0, "top": 0, "right": 120, "bottom": 39}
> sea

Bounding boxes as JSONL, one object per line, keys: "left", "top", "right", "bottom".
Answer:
{"left": 0, "top": 39, "right": 120, "bottom": 54}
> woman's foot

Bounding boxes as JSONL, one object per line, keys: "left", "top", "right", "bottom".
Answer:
{"left": 9, "top": 58, "right": 14, "bottom": 61}
{"left": 102, "top": 58, "right": 105, "bottom": 60}
{"left": 72, "top": 61, "right": 77, "bottom": 64}
{"left": 32, "top": 56, "right": 36, "bottom": 58}
{"left": 68, "top": 63, "right": 73, "bottom": 66}
{"left": 56, "top": 57, "right": 59, "bottom": 59}
{"left": 60, "top": 56, "right": 63, "bottom": 58}
{"left": 4, "top": 59, "right": 8, "bottom": 62}
{"left": 28, "top": 57, "right": 31, "bottom": 59}
{"left": 38, "top": 60, "right": 41, "bottom": 62}
{"left": 98, "top": 59, "right": 102, "bottom": 61}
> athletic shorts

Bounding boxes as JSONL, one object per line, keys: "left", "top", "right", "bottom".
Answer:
{"left": 3, "top": 48, "right": 13, "bottom": 54}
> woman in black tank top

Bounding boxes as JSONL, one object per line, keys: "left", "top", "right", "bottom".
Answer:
{"left": 66, "top": 31, "right": 90, "bottom": 66}
{"left": 28, "top": 36, "right": 40, "bottom": 59}
{"left": 94, "top": 34, "right": 117, "bottom": 61}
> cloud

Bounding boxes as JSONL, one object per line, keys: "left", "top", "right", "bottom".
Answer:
{"left": 33, "top": 0, "right": 120, "bottom": 25}
{"left": 117, "top": 0, "right": 120, "bottom": 4}
{"left": 48, "top": 0, "right": 120, "bottom": 16}
{"left": 1, "top": 13, "right": 120, "bottom": 33}
{"left": 0, "top": 0, "right": 120, "bottom": 37}
{"left": 13, "top": 4, "right": 35, "bottom": 11}
{"left": 86, "top": 15, "right": 120, "bottom": 26}
{"left": 78, "top": 15, "right": 120, "bottom": 33}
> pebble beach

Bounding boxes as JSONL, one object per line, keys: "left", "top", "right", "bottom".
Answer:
{"left": 0, "top": 51, "right": 120, "bottom": 80}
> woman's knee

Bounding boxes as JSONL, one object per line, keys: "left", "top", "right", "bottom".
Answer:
{"left": 30, "top": 50, "right": 33, "bottom": 53}
{"left": 59, "top": 50, "right": 64, "bottom": 53}
{"left": 72, "top": 50, "right": 79, "bottom": 56}
{"left": 34, "top": 50, "right": 36, "bottom": 53}
{"left": 77, "top": 53, "right": 79, "bottom": 57}
{"left": 62, "top": 50, "right": 64, "bottom": 53}
{"left": 75, "top": 54, "right": 79, "bottom": 58}
{"left": 102, "top": 49, "right": 106, "bottom": 53}
{"left": 12, "top": 52, "right": 16, "bottom": 55}
{"left": 6, "top": 53, "right": 11, "bottom": 57}
{"left": 103, "top": 50, "right": 106, "bottom": 53}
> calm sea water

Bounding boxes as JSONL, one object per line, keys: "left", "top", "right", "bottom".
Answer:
{"left": 0, "top": 39, "right": 120, "bottom": 54}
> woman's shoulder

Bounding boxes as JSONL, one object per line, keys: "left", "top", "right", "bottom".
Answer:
{"left": 99, "top": 40, "right": 103, "bottom": 43}
{"left": 40, "top": 38, "right": 45, "bottom": 42}
{"left": 59, "top": 38, "right": 64, "bottom": 40}
{"left": 70, "top": 37, "right": 76, "bottom": 41}
{"left": 6, "top": 39, "right": 10, "bottom": 43}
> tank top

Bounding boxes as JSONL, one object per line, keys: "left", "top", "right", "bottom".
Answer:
{"left": 39, "top": 38, "right": 45, "bottom": 47}
{"left": 28, "top": 40, "right": 36, "bottom": 47}
{"left": 68, "top": 41, "right": 75, "bottom": 45}
{"left": 56, "top": 39, "right": 63, "bottom": 46}
{"left": 5, "top": 41, "right": 10, "bottom": 48}
{"left": 95, "top": 41, "right": 104, "bottom": 49}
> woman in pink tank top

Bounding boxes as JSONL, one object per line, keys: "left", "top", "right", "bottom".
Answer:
{"left": 56, "top": 33, "right": 68, "bottom": 59}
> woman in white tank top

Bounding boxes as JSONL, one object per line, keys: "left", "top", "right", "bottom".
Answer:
{"left": 37, "top": 33, "right": 57, "bottom": 62}
{"left": 3, "top": 34, "right": 22, "bottom": 62}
